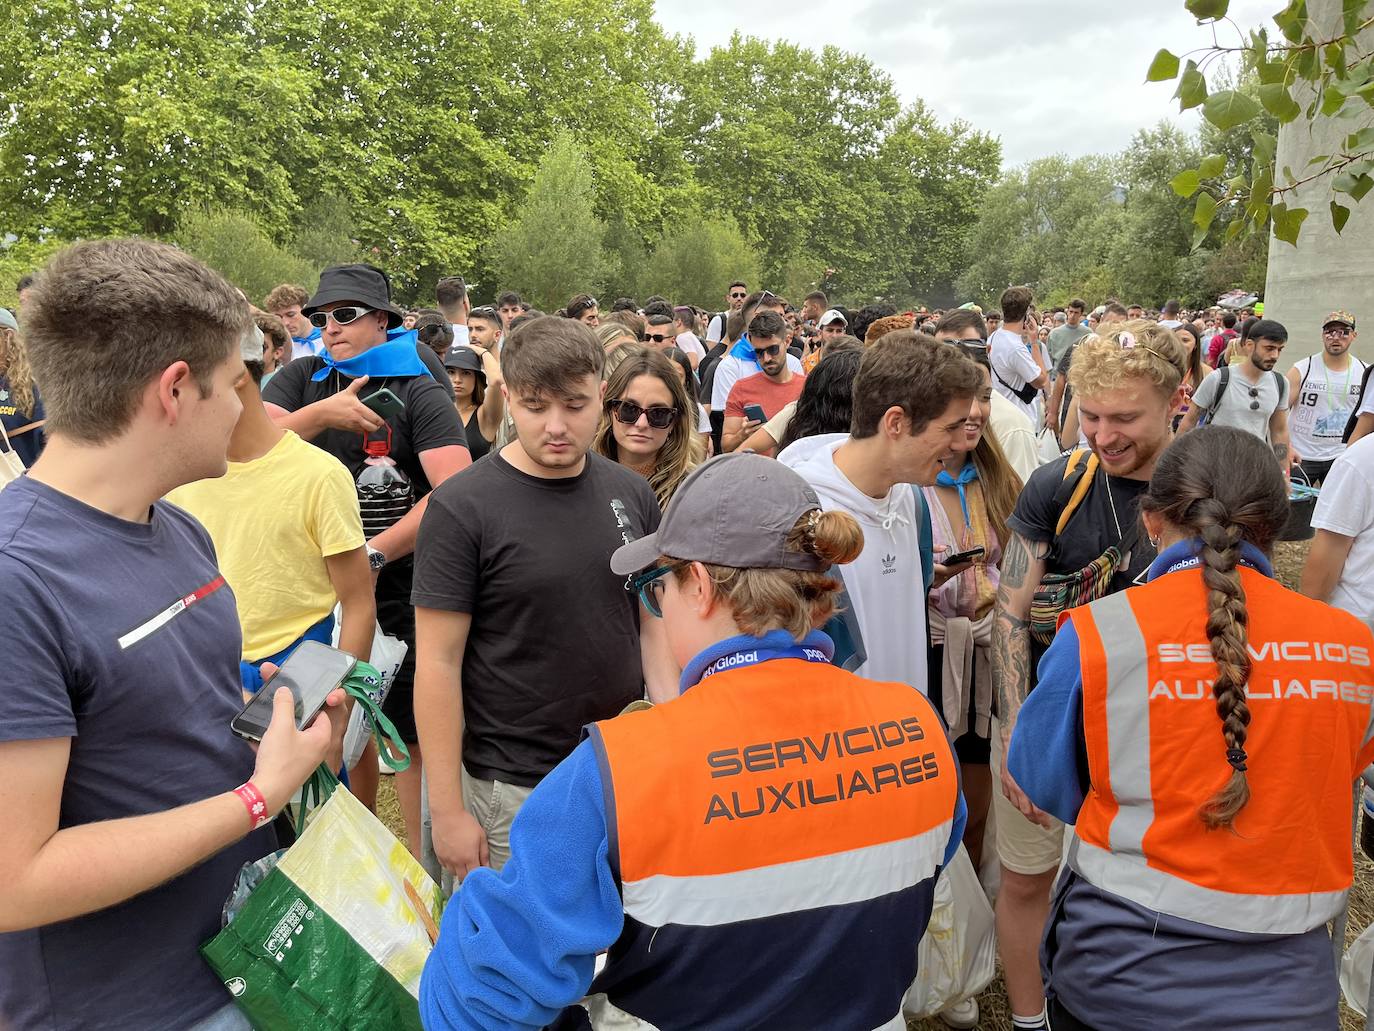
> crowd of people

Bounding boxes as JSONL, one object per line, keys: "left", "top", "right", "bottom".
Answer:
{"left": 2, "top": 242, "right": 1374, "bottom": 1031}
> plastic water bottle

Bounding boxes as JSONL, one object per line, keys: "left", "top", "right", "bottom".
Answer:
{"left": 1362, "top": 785, "right": 1374, "bottom": 861}
{"left": 356, "top": 436, "right": 413, "bottom": 540}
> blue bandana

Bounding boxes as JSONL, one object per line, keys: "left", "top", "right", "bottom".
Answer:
{"left": 310, "top": 327, "right": 433, "bottom": 383}
{"left": 935, "top": 460, "right": 979, "bottom": 528}
{"left": 292, "top": 326, "right": 323, "bottom": 355}
{"left": 680, "top": 629, "right": 834, "bottom": 695}
{"left": 728, "top": 332, "right": 762, "bottom": 369}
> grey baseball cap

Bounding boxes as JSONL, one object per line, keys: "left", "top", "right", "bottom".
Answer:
{"left": 610, "top": 452, "right": 827, "bottom": 576}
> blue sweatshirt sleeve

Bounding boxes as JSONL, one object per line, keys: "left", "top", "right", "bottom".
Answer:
{"left": 1008, "top": 618, "right": 1088, "bottom": 825}
{"left": 944, "top": 790, "right": 968, "bottom": 867}
{"left": 419, "top": 741, "right": 624, "bottom": 1031}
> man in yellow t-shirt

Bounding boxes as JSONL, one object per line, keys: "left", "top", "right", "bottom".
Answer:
{"left": 168, "top": 325, "right": 377, "bottom": 789}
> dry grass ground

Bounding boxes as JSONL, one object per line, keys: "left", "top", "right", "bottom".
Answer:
{"left": 377, "top": 540, "right": 1374, "bottom": 1029}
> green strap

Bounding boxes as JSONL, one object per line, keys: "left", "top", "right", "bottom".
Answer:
{"left": 343, "top": 660, "right": 412, "bottom": 773}
{"left": 293, "top": 660, "right": 412, "bottom": 834}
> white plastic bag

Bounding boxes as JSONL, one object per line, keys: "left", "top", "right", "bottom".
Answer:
{"left": 333, "top": 614, "right": 408, "bottom": 770}
{"left": 901, "top": 844, "right": 997, "bottom": 1019}
{"left": 1341, "top": 918, "right": 1374, "bottom": 1016}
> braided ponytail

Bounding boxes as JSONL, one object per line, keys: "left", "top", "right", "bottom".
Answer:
{"left": 1195, "top": 509, "right": 1251, "bottom": 827}
{"left": 1139, "top": 427, "right": 1289, "bottom": 830}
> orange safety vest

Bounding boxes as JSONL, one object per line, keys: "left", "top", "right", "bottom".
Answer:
{"left": 584, "top": 655, "right": 960, "bottom": 1030}
{"left": 1067, "top": 567, "right": 1374, "bottom": 935}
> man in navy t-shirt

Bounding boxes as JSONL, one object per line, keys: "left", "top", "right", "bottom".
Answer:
{"left": 0, "top": 240, "right": 346, "bottom": 1031}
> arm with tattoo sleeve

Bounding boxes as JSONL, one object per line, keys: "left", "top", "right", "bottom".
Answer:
{"left": 993, "top": 531, "right": 1052, "bottom": 823}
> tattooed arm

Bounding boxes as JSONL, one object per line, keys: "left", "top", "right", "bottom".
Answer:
{"left": 993, "top": 531, "right": 1052, "bottom": 825}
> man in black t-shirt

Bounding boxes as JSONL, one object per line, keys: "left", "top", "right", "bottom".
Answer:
{"left": 262, "top": 264, "right": 469, "bottom": 855}
{"left": 413, "top": 316, "right": 677, "bottom": 884}
{"left": 990, "top": 332, "right": 1186, "bottom": 1031}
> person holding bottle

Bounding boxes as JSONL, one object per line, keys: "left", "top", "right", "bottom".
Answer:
{"left": 1010, "top": 427, "right": 1374, "bottom": 1030}
{"left": 262, "top": 264, "right": 470, "bottom": 856}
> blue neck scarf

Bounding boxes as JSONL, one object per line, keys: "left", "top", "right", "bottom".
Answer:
{"left": 935, "top": 459, "right": 979, "bottom": 528}
{"left": 310, "top": 327, "right": 433, "bottom": 383}
{"left": 680, "top": 629, "right": 834, "bottom": 695}
{"left": 728, "top": 332, "right": 762, "bottom": 368}
{"left": 292, "top": 326, "right": 322, "bottom": 348}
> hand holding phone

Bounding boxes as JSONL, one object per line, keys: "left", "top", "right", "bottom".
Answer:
{"left": 743, "top": 403, "right": 768, "bottom": 426}
{"left": 943, "top": 546, "right": 985, "bottom": 567}
{"left": 362, "top": 387, "right": 406, "bottom": 420}
{"left": 232, "top": 641, "right": 356, "bottom": 742}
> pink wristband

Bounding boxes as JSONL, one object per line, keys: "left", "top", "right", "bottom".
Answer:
{"left": 233, "top": 781, "right": 271, "bottom": 830}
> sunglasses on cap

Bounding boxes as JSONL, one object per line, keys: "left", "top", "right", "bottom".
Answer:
{"left": 609, "top": 399, "right": 679, "bottom": 429}
{"left": 753, "top": 343, "right": 782, "bottom": 359}
{"left": 645, "top": 332, "right": 673, "bottom": 343}
{"left": 308, "top": 306, "right": 374, "bottom": 329}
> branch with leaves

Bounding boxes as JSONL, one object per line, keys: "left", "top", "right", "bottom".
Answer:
{"left": 1147, "top": 0, "right": 1374, "bottom": 246}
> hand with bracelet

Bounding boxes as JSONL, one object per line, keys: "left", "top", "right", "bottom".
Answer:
{"left": 239, "top": 679, "right": 348, "bottom": 822}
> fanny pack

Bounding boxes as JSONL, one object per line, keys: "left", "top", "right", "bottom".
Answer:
{"left": 995, "top": 369, "right": 1039, "bottom": 405}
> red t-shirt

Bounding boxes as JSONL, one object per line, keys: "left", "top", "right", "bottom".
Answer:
{"left": 725, "top": 370, "right": 806, "bottom": 421}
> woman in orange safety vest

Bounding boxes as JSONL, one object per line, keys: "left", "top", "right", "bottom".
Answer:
{"left": 1010, "top": 426, "right": 1374, "bottom": 1031}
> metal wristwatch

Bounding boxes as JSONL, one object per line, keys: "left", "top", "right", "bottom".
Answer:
{"left": 366, "top": 545, "right": 387, "bottom": 572}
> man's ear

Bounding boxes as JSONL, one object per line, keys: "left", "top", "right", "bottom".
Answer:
{"left": 155, "top": 361, "right": 194, "bottom": 424}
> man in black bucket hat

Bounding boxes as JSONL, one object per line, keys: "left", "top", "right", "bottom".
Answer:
{"left": 264, "top": 264, "right": 470, "bottom": 847}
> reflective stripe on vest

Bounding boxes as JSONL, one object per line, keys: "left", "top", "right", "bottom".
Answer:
{"left": 1068, "top": 574, "right": 1374, "bottom": 936}
{"left": 579, "top": 992, "right": 907, "bottom": 1031}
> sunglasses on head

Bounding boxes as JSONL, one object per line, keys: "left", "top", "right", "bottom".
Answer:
{"left": 308, "top": 306, "right": 374, "bottom": 329}
{"left": 470, "top": 305, "right": 497, "bottom": 318}
{"left": 610, "top": 398, "right": 679, "bottom": 429}
{"left": 753, "top": 343, "right": 782, "bottom": 359}
{"left": 645, "top": 332, "right": 673, "bottom": 343}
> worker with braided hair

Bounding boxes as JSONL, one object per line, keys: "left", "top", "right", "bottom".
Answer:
{"left": 1009, "top": 425, "right": 1374, "bottom": 1031}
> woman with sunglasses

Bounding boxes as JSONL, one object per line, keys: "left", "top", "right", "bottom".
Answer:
{"left": 420, "top": 452, "right": 966, "bottom": 1031}
{"left": 593, "top": 348, "right": 704, "bottom": 508}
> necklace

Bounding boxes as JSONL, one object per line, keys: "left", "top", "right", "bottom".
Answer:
{"left": 1101, "top": 469, "right": 1123, "bottom": 542}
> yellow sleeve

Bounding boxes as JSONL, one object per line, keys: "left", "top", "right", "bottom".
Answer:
{"left": 310, "top": 456, "right": 367, "bottom": 558}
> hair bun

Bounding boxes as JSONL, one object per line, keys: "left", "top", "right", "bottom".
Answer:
{"left": 805, "top": 509, "right": 864, "bottom": 566}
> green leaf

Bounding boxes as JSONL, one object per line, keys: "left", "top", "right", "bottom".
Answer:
{"left": 1297, "top": 47, "right": 1320, "bottom": 82}
{"left": 1274, "top": 0, "right": 1308, "bottom": 44}
{"left": 1224, "top": 219, "right": 1245, "bottom": 243}
{"left": 1171, "top": 169, "right": 1202, "bottom": 197}
{"left": 1186, "top": 0, "right": 1229, "bottom": 19}
{"left": 1175, "top": 62, "right": 1208, "bottom": 111}
{"left": 1252, "top": 130, "right": 1278, "bottom": 165}
{"left": 1272, "top": 205, "right": 1309, "bottom": 245}
{"left": 1203, "top": 89, "right": 1263, "bottom": 131}
{"left": 1199, "top": 153, "right": 1227, "bottom": 178}
{"left": 1326, "top": 43, "right": 1347, "bottom": 80}
{"left": 1331, "top": 199, "right": 1351, "bottom": 234}
{"left": 1321, "top": 87, "right": 1348, "bottom": 117}
{"left": 1352, "top": 174, "right": 1374, "bottom": 202}
{"left": 1345, "top": 0, "right": 1365, "bottom": 36}
{"left": 1345, "top": 127, "right": 1374, "bottom": 152}
{"left": 1193, "top": 191, "right": 1219, "bottom": 229}
{"left": 1258, "top": 82, "right": 1302, "bottom": 122}
{"left": 1147, "top": 48, "right": 1180, "bottom": 82}
{"left": 1307, "top": 154, "right": 1331, "bottom": 167}
{"left": 1256, "top": 60, "right": 1288, "bottom": 85}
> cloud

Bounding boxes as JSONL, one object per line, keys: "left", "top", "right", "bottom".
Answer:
{"left": 653, "top": 0, "right": 1276, "bottom": 164}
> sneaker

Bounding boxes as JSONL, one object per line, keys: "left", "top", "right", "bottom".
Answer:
{"left": 939, "top": 997, "right": 979, "bottom": 1029}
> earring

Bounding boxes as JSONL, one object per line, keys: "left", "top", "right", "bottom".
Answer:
{"left": 1148, "top": 535, "right": 1160, "bottom": 548}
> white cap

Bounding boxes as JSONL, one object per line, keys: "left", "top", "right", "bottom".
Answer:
{"left": 820, "top": 308, "right": 847, "bottom": 327}
{"left": 240, "top": 323, "right": 266, "bottom": 362}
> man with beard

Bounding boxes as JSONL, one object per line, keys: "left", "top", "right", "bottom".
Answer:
{"left": 990, "top": 330, "right": 1189, "bottom": 1031}
{"left": 1286, "top": 310, "right": 1365, "bottom": 487}
{"left": 1178, "top": 318, "right": 1294, "bottom": 468}
{"left": 721, "top": 311, "right": 805, "bottom": 454}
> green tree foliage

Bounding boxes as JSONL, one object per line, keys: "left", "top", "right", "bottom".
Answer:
{"left": 1151, "top": 0, "right": 1374, "bottom": 245}
{"left": 489, "top": 134, "right": 610, "bottom": 312}
{"left": 639, "top": 211, "right": 763, "bottom": 308}
{"left": 175, "top": 209, "right": 316, "bottom": 300}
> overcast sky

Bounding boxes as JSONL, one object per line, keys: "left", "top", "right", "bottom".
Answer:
{"left": 654, "top": 0, "right": 1276, "bottom": 166}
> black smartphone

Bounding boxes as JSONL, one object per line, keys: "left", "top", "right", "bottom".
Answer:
{"left": 944, "top": 546, "right": 985, "bottom": 566}
{"left": 231, "top": 641, "right": 357, "bottom": 743}
{"left": 362, "top": 387, "right": 406, "bottom": 420}
{"left": 743, "top": 403, "right": 768, "bottom": 424}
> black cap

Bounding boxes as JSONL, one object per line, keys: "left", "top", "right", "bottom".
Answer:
{"left": 304, "top": 265, "right": 404, "bottom": 329}
{"left": 443, "top": 345, "right": 485, "bottom": 377}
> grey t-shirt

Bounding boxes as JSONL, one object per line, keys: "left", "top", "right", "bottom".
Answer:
{"left": 1047, "top": 323, "right": 1091, "bottom": 369}
{"left": 1191, "top": 365, "right": 1288, "bottom": 442}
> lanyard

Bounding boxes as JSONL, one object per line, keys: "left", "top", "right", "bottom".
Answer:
{"left": 681, "top": 629, "right": 834, "bottom": 693}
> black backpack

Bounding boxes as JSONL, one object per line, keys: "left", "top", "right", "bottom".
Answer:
{"left": 1345, "top": 362, "right": 1374, "bottom": 442}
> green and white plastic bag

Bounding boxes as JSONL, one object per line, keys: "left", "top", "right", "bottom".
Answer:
{"left": 202, "top": 663, "right": 439, "bottom": 1030}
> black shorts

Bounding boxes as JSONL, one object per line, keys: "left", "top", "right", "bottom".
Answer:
{"left": 927, "top": 640, "right": 993, "bottom": 765}
{"left": 376, "top": 560, "right": 418, "bottom": 745}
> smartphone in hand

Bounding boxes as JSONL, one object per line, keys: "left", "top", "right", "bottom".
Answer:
{"left": 231, "top": 641, "right": 356, "bottom": 742}
{"left": 743, "top": 403, "right": 768, "bottom": 425}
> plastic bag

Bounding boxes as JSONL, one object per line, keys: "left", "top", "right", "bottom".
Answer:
{"left": 202, "top": 779, "right": 441, "bottom": 1030}
{"left": 333, "top": 615, "right": 408, "bottom": 770}
{"left": 901, "top": 844, "right": 997, "bottom": 1019}
{"left": 1341, "top": 919, "right": 1374, "bottom": 1016}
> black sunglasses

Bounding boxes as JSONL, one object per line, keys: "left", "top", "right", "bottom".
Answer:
{"left": 610, "top": 399, "right": 679, "bottom": 429}
{"left": 470, "top": 305, "right": 497, "bottom": 318}
{"left": 730, "top": 290, "right": 747, "bottom": 299}
{"left": 1248, "top": 387, "right": 1261, "bottom": 411}
{"left": 645, "top": 332, "right": 673, "bottom": 343}
{"left": 308, "top": 306, "right": 374, "bottom": 329}
{"left": 753, "top": 343, "right": 782, "bottom": 359}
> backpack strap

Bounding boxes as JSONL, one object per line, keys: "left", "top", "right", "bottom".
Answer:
{"left": 1052, "top": 449, "right": 1099, "bottom": 536}
{"left": 1344, "top": 363, "right": 1374, "bottom": 442}
{"left": 912, "top": 486, "right": 935, "bottom": 594}
{"left": 1271, "top": 368, "right": 1287, "bottom": 407}
{"left": 1198, "top": 365, "right": 1230, "bottom": 425}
